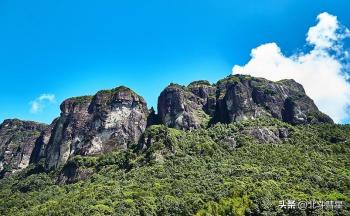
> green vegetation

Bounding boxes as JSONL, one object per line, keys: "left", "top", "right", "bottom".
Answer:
{"left": 188, "top": 80, "right": 212, "bottom": 87}
{"left": 216, "top": 75, "right": 262, "bottom": 87}
{"left": 168, "top": 83, "right": 187, "bottom": 90}
{"left": 98, "top": 86, "right": 134, "bottom": 95}
{"left": 263, "top": 88, "right": 277, "bottom": 95}
{"left": 276, "top": 79, "right": 293, "bottom": 85}
{"left": 194, "top": 110, "right": 212, "bottom": 128}
{"left": 69, "top": 95, "right": 94, "bottom": 104}
{"left": 217, "top": 75, "right": 241, "bottom": 85}
{"left": 0, "top": 118, "right": 349, "bottom": 215}
{"left": 93, "top": 86, "right": 146, "bottom": 106}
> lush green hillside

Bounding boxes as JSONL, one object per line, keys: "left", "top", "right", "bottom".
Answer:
{"left": 0, "top": 118, "right": 349, "bottom": 216}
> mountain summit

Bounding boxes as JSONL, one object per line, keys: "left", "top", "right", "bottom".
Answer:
{"left": 1, "top": 75, "right": 349, "bottom": 216}
{"left": 0, "top": 75, "right": 332, "bottom": 176}
{"left": 158, "top": 75, "right": 332, "bottom": 130}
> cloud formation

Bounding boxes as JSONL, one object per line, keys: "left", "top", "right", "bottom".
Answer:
{"left": 30, "top": 94, "right": 56, "bottom": 114}
{"left": 232, "top": 12, "right": 350, "bottom": 123}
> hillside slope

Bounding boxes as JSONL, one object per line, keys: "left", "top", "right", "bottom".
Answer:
{"left": 0, "top": 75, "right": 332, "bottom": 177}
{"left": 0, "top": 75, "right": 347, "bottom": 216}
{"left": 0, "top": 118, "right": 349, "bottom": 215}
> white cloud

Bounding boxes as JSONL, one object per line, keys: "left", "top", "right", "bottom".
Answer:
{"left": 232, "top": 12, "right": 350, "bottom": 123}
{"left": 307, "top": 12, "right": 339, "bottom": 49}
{"left": 30, "top": 101, "right": 40, "bottom": 113}
{"left": 38, "top": 94, "right": 56, "bottom": 102}
{"left": 30, "top": 94, "right": 56, "bottom": 114}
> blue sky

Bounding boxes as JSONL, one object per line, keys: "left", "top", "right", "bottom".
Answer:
{"left": 0, "top": 0, "right": 349, "bottom": 124}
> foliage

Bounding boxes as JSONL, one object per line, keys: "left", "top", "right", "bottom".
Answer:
{"left": 0, "top": 118, "right": 349, "bottom": 215}
{"left": 98, "top": 86, "right": 134, "bottom": 95}
{"left": 188, "top": 80, "right": 212, "bottom": 87}
{"left": 69, "top": 95, "right": 93, "bottom": 104}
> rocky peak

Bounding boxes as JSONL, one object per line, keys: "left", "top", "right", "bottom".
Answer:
{"left": 45, "top": 86, "right": 149, "bottom": 169}
{"left": 187, "top": 80, "right": 217, "bottom": 116}
{"left": 90, "top": 86, "right": 147, "bottom": 112}
{"left": 0, "top": 74, "right": 334, "bottom": 175}
{"left": 0, "top": 119, "right": 47, "bottom": 131}
{"left": 0, "top": 119, "right": 48, "bottom": 177}
{"left": 157, "top": 83, "right": 213, "bottom": 130}
{"left": 60, "top": 96, "right": 93, "bottom": 114}
{"left": 158, "top": 75, "right": 333, "bottom": 130}
{"left": 215, "top": 75, "right": 332, "bottom": 124}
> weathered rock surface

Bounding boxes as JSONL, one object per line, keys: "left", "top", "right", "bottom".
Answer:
{"left": 242, "top": 127, "right": 285, "bottom": 144}
{"left": 157, "top": 81, "right": 216, "bottom": 130}
{"left": 0, "top": 119, "right": 48, "bottom": 177}
{"left": 215, "top": 75, "right": 333, "bottom": 125}
{"left": 30, "top": 119, "right": 57, "bottom": 163}
{"left": 45, "top": 86, "right": 149, "bottom": 169}
{"left": 158, "top": 75, "right": 333, "bottom": 130}
{"left": 0, "top": 75, "right": 334, "bottom": 175}
{"left": 58, "top": 162, "right": 94, "bottom": 184}
{"left": 187, "top": 81, "right": 217, "bottom": 116}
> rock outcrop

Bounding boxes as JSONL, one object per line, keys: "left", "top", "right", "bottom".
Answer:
{"left": 242, "top": 127, "right": 288, "bottom": 144}
{"left": 0, "top": 75, "right": 334, "bottom": 175}
{"left": 0, "top": 119, "right": 48, "bottom": 177}
{"left": 158, "top": 75, "right": 333, "bottom": 130}
{"left": 157, "top": 81, "right": 216, "bottom": 130}
{"left": 215, "top": 75, "right": 332, "bottom": 125}
{"left": 58, "top": 161, "right": 95, "bottom": 184}
{"left": 30, "top": 119, "right": 57, "bottom": 163}
{"left": 45, "top": 86, "right": 149, "bottom": 169}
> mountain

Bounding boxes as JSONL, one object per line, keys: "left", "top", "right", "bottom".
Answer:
{"left": 43, "top": 86, "right": 149, "bottom": 170}
{"left": 158, "top": 75, "right": 332, "bottom": 130}
{"left": 0, "top": 75, "right": 331, "bottom": 174}
{"left": 0, "top": 75, "right": 348, "bottom": 216}
{"left": 0, "top": 119, "right": 48, "bottom": 177}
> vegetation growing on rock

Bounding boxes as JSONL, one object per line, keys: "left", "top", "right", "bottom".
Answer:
{"left": 0, "top": 119, "right": 48, "bottom": 177}
{"left": 68, "top": 95, "right": 94, "bottom": 104}
{"left": 188, "top": 80, "right": 212, "bottom": 87}
{"left": 0, "top": 118, "right": 349, "bottom": 215}
{"left": 0, "top": 76, "right": 346, "bottom": 216}
{"left": 158, "top": 75, "right": 332, "bottom": 131}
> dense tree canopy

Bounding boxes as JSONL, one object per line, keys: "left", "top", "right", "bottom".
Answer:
{"left": 0, "top": 118, "right": 349, "bottom": 215}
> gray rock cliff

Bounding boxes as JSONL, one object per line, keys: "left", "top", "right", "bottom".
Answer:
{"left": 0, "top": 119, "right": 48, "bottom": 177}
{"left": 157, "top": 81, "right": 216, "bottom": 130}
{"left": 157, "top": 75, "right": 333, "bottom": 130}
{"left": 45, "top": 86, "right": 149, "bottom": 169}
{"left": 0, "top": 75, "right": 334, "bottom": 175}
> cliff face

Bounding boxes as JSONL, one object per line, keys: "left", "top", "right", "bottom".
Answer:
{"left": 0, "top": 75, "right": 334, "bottom": 175}
{"left": 30, "top": 119, "right": 56, "bottom": 164}
{"left": 0, "top": 119, "right": 48, "bottom": 177}
{"left": 157, "top": 75, "right": 333, "bottom": 130}
{"left": 214, "top": 75, "right": 333, "bottom": 124}
{"left": 45, "top": 86, "right": 149, "bottom": 169}
{"left": 157, "top": 81, "right": 216, "bottom": 130}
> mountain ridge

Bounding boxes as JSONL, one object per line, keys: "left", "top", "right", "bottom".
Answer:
{"left": 0, "top": 74, "right": 332, "bottom": 176}
{"left": 0, "top": 75, "right": 349, "bottom": 216}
